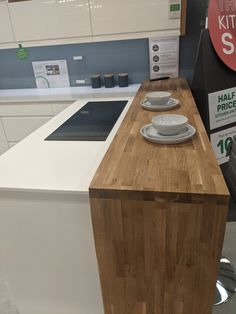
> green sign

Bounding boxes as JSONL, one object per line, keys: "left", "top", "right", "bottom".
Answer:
{"left": 211, "top": 127, "right": 236, "bottom": 164}
{"left": 209, "top": 87, "right": 236, "bottom": 130}
{"left": 170, "top": 4, "right": 180, "bottom": 12}
{"left": 217, "top": 137, "right": 233, "bottom": 155}
{"left": 16, "top": 44, "right": 29, "bottom": 60}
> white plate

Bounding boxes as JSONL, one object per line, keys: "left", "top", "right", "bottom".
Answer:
{"left": 140, "top": 98, "right": 179, "bottom": 111}
{"left": 140, "top": 123, "right": 196, "bottom": 144}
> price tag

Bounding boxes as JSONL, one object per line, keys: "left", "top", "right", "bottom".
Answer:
{"left": 210, "top": 126, "right": 236, "bottom": 164}
{"left": 208, "top": 87, "right": 236, "bottom": 130}
{"left": 169, "top": 0, "right": 181, "bottom": 19}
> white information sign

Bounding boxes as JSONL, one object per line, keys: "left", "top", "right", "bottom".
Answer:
{"left": 208, "top": 87, "right": 236, "bottom": 130}
{"left": 169, "top": 0, "right": 181, "bottom": 19}
{"left": 149, "top": 36, "right": 179, "bottom": 80}
{"left": 32, "top": 60, "right": 70, "bottom": 88}
{"left": 210, "top": 126, "right": 236, "bottom": 164}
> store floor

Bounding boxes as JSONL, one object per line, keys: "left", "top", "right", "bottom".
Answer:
{"left": 213, "top": 222, "right": 236, "bottom": 314}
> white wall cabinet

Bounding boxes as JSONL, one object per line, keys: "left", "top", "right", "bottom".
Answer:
{"left": 8, "top": 0, "right": 92, "bottom": 42}
{"left": 90, "top": 0, "right": 180, "bottom": 37}
{"left": 0, "top": 1, "right": 15, "bottom": 44}
{"left": 0, "top": 0, "right": 183, "bottom": 48}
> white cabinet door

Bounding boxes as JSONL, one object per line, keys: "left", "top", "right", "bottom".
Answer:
{"left": 2, "top": 116, "right": 51, "bottom": 142}
{"left": 0, "top": 1, "right": 15, "bottom": 44}
{"left": 0, "top": 119, "right": 8, "bottom": 155}
{"left": 51, "top": 101, "right": 73, "bottom": 115}
{"left": 8, "top": 0, "right": 92, "bottom": 42}
{"left": 90, "top": 0, "right": 180, "bottom": 36}
{"left": 0, "top": 102, "right": 53, "bottom": 116}
{"left": 8, "top": 141, "right": 18, "bottom": 149}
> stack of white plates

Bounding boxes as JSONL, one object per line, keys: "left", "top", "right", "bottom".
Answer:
{"left": 140, "top": 124, "right": 196, "bottom": 144}
{"left": 140, "top": 114, "right": 196, "bottom": 144}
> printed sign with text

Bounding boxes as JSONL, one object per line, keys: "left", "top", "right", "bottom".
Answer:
{"left": 208, "top": 87, "right": 236, "bottom": 130}
{"left": 32, "top": 60, "right": 70, "bottom": 88}
{"left": 208, "top": 0, "right": 236, "bottom": 71}
{"left": 211, "top": 126, "right": 236, "bottom": 164}
{"left": 149, "top": 36, "right": 179, "bottom": 80}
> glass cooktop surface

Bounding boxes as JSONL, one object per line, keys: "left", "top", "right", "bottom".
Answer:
{"left": 45, "top": 100, "right": 128, "bottom": 141}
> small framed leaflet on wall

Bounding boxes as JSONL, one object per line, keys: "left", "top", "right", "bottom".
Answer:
{"left": 149, "top": 36, "right": 179, "bottom": 80}
{"left": 32, "top": 60, "right": 70, "bottom": 88}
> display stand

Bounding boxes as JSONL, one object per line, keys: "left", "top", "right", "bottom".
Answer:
{"left": 192, "top": 29, "right": 236, "bottom": 167}
{"left": 192, "top": 31, "right": 236, "bottom": 298}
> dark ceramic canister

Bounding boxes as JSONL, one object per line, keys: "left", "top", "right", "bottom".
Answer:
{"left": 118, "top": 73, "right": 128, "bottom": 87}
{"left": 104, "top": 74, "right": 115, "bottom": 88}
{"left": 91, "top": 74, "right": 101, "bottom": 88}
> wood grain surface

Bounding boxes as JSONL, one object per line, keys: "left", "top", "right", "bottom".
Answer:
{"left": 89, "top": 78, "right": 229, "bottom": 314}
{"left": 90, "top": 78, "right": 229, "bottom": 202}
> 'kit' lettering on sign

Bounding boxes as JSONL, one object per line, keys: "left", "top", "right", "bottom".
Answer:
{"left": 208, "top": 0, "right": 236, "bottom": 70}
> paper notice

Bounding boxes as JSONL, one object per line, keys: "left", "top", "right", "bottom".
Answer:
{"left": 32, "top": 60, "right": 70, "bottom": 88}
{"left": 149, "top": 36, "right": 179, "bottom": 80}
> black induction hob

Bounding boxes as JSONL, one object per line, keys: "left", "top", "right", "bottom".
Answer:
{"left": 45, "top": 100, "right": 128, "bottom": 141}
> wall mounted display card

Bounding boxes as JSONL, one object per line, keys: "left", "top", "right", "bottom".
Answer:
{"left": 210, "top": 126, "right": 236, "bottom": 164}
{"left": 169, "top": 0, "right": 181, "bottom": 19}
{"left": 149, "top": 36, "right": 179, "bottom": 80}
{"left": 208, "top": 87, "right": 236, "bottom": 130}
{"left": 32, "top": 60, "right": 70, "bottom": 88}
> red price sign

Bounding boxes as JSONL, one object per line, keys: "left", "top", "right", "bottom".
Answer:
{"left": 208, "top": 0, "right": 236, "bottom": 71}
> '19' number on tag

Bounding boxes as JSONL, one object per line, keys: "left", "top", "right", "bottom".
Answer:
{"left": 217, "top": 137, "right": 233, "bottom": 155}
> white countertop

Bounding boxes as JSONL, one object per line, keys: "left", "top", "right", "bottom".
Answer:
{"left": 0, "top": 85, "right": 140, "bottom": 103}
{"left": 0, "top": 97, "right": 134, "bottom": 194}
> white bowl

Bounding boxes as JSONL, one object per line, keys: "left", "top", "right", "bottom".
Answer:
{"left": 146, "top": 91, "right": 171, "bottom": 105}
{"left": 151, "top": 114, "right": 188, "bottom": 135}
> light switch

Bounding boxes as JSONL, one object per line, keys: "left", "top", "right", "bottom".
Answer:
{"left": 73, "top": 56, "right": 83, "bottom": 60}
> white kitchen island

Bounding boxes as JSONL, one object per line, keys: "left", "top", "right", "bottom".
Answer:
{"left": 0, "top": 96, "right": 134, "bottom": 314}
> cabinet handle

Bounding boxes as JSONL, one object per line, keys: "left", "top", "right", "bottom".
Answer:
{"left": 8, "top": 0, "right": 32, "bottom": 3}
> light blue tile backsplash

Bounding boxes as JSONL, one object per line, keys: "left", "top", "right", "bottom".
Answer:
{"left": 0, "top": 39, "right": 150, "bottom": 89}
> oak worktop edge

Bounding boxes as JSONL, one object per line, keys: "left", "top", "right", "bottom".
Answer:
{"left": 90, "top": 78, "right": 229, "bottom": 200}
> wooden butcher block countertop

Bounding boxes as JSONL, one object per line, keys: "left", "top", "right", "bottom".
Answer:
{"left": 89, "top": 78, "right": 229, "bottom": 204}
